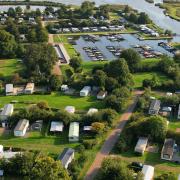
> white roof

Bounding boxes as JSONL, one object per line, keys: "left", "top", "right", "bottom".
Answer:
{"left": 83, "top": 126, "right": 92, "bottom": 131}
{"left": 0, "top": 152, "right": 20, "bottom": 159}
{"left": 135, "top": 137, "right": 148, "bottom": 153}
{"left": 178, "top": 174, "right": 180, "bottom": 180}
{"left": 50, "top": 121, "right": 63, "bottom": 132}
{"left": 87, "top": 108, "right": 98, "bottom": 115}
{"left": 80, "top": 86, "right": 91, "bottom": 92}
{"left": 142, "top": 165, "right": 154, "bottom": 180}
{"left": 65, "top": 106, "right": 75, "bottom": 114}
{"left": 69, "top": 122, "right": 79, "bottom": 138}
{"left": 162, "top": 107, "right": 172, "bottom": 112}
{"left": 0, "top": 104, "right": 14, "bottom": 116}
{"left": 5, "top": 84, "right": 13, "bottom": 93}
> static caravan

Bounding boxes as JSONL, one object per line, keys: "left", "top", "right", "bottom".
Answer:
{"left": 80, "top": 86, "right": 91, "bottom": 97}
{"left": 134, "top": 137, "right": 148, "bottom": 155}
{"left": 65, "top": 106, "right": 75, "bottom": 114}
{"left": 14, "top": 119, "right": 29, "bottom": 137}
{"left": 142, "top": 165, "right": 154, "bottom": 180}
{"left": 0, "top": 104, "right": 14, "bottom": 126}
{"left": 5, "top": 84, "right": 14, "bottom": 96}
{"left": 24, "top": 83, "right": 34, "bottom": 94}
{"left": 50, "top": 121, "right": 64, "bottom": 132}
{"left": 178, "top": 104, "right": 180, "bottom": 120}
{"left": 57, "top": 148, "right": 74, "bottom": 169}
{"left": 87, "top": 108, "right": 98, "bottom": 115}
{"left": 68, "top": 122, "right": 79, "bottom": 142}
{"left": 148, "top": 99, "right": 161, "bottom": 115}
{"left": 161, "top": 138, "right": 175, "bottom": 161}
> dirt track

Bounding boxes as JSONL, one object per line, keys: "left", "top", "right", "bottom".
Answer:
{"left": 84, "top": 91, "right": 143, "bottom": 180}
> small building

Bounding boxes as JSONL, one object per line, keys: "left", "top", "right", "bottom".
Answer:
{"left": 142, "top": 165, "right": 154, "bottom": 180}
{"left": 178, "top": 104, "right": 180, "bottom": 120}
{"left": 68, "top": 122, "right": 79, "bottom": 142}
{"left": 50, "top": 121, "right": 64, "bottom": 132}
{"left": 161, "top": 138, "right": 175, "bottom": 161}
{"left": 14, "top": 119, "right": 29, "bottom": 137}
{"left": 57, "top": 148, "right": 74, "bottom": 169}
{"left": 24, "top": 83, "right": 34, "bottom": 94}
{"left": 5, "top": 84, "right": 14, "bottom": 96}
{"left": 0, "top": 104, "right": 14, "bottom": 124}
{"left": 148, "top": 99, "right": 161, "bottom": 115}
{"left": 134, "top": 137, "right": 148, "bottom": 155}
{"left": 97, "top": 91, "right": 107, "bottom": 100}
{"left": 80, "top": 86, "right": 91, "bottom": 97}
{"left": 65, "top": 106, "right": 75, "bottom": 114}
{"left": 87, "top": 108, "right": 98, "bottom": 115}
{"left": 61, "top": 84, "right": 69, "bottom": 92}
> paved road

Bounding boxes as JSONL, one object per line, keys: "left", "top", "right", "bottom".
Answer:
{"left": 84, "top": 91, "right": 143, "bottom": 180}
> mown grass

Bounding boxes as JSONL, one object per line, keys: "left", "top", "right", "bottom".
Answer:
{"left": 0, "top": 59, "right": 23, "bottom": 78}
{"left": 0, "top": 92, "right": 104, "bottom": 110}
{"left": 133, "top": 71, "right": 169, "bottom": 88}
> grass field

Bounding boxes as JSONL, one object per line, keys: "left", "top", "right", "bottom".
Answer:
{"left": 133, "top": 71, "right": 169, "bottom": 88}
{"left": 114, "top": 150, "right": 180, "bottom": 176}
{"left": 0, "top": 59, "right": 23, "bottom": 78}
{"left": 0, "top": 92, "right": 104, "bottom": 110}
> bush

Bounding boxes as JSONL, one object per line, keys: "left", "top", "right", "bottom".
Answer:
{"left": 83, "top": 139, "right": 96, "bottom": 149}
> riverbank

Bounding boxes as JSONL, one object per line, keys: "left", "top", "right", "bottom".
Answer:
{"left": 159, "top": 3, "right": 180, "bottom": 21}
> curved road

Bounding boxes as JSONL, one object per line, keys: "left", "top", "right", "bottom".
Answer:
{"left": 84, "top": 91, "right": 143, "bottom": 180}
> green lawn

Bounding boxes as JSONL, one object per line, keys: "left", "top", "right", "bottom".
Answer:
{"left": 0, "top": 130, "right": 79, "bottom": 155}
{"left": 0, "top": 92, "right": 104, "bottom": 110}
{"left": 133, "top": 71, "right": 169, "bottom": 88}
{"left": 0, "top": 59, "right": 23, "bottom": 78}
{"left": 115, "top": 150, "right": 180, "bottom": 176}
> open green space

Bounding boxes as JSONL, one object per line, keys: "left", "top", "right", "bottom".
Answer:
{"left": 115, "top": 150, "right": 180, "bottom": 176}
{"left": 133, "top": 71, "right": 169, "bottom": 88}
{"left": 0, "top": 92, "right": 104, "bottom": 110}
{"left": 0, "top": 59, "right": 23, "bottom": 78}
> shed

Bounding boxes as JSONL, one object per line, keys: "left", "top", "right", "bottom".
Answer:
{"left": 50, "top": 121, "right": 64, "bottom": 132}
{"left": 80, "top": 86, "right": 91, "bottom": 97}
{"left": 161, "top": 138, "right": 175, "bottom": 161}
{"left": 24, "top": 83, "right": 34, "bottom": 94}
{"left": 68, "top": 122, "right": 79, "bottom": 142}
{"left": 14, "top": 119, "right": 29, "bottom": 137}
{"left": 142, "top": 165, "right": 154, "bottom": 180}
{"left": 134, "top": 137, "right": 148, "bottom": 155}
{"left": 57, "top": 148, "right": 74, "bottom": 169}
{"left": 87, "top": 108, "right": 98, "bottom": 115}
{"left": 0, "top": 104, "right": 14, "bottom": 122}
{"left": 97, "top": 91, "right": 107, "bottom": 100}
{"left": 148, "top": 99, "right": 161, "bottom": 115}
{"left": 65, "top": 106, "right": 75, "bottom": 114}
{"left": 5, "top": 84, "right": 14, "bottom": 96}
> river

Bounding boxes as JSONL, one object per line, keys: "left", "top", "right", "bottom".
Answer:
{"left": 0, "top": 0, "right": 180, "bottom": 34}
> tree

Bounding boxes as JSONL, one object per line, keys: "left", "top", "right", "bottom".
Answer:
{"left": 112, "top": 87, "right": 130, "bottom": 98}
{"left": 92, "top": 122, "right": 105, "bottom": 134}
{"left": 129, "top": 13, "right": 138, "bottom": 23}
{"left": 0, "top": 30, "right": 17, "bottom": 58}
{"left": 120, "top": 49, "right": 141, "bottom": 72}
{"left": 96, "top": 157, "right": 134, "bottom": 180}
{"left": 104, "top": 59, "right": 133, "bottom": 87}
{"left": 137, "top": 12, "right": 151, "bottom": 24}
{"left": 174, "top": 52, "right": 180, "bottom": 64}
{"left": 69, "top": 57, "right": 82, "bottom": 73}
{"left": 37, "top": 101, "right": 49, "bottom": 109}
{"left": 7, "top": 7, "right": 16, "bottom": 17}
{"left": 49, "top": 75, "right": 62, "bottom": 91}
{"left": 32, "top": 154, "right": 70, "bottom": 180}
{"left": 27, "top": 28, "right": 37, "bottom": 42}
{"left": 24, "top": 44, "right": 58, "bottom": 80}
{"left": 80, "top": 1, "right": 95, "bottom": 18}
{"left": 105, "top": 77, "right": 118, "bottom": 92}
{"left": 93, "top": 70, "right": 107, "bottom": 88}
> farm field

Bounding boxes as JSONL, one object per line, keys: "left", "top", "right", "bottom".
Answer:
{"left": 0, "top": 59, "right": 23, "bottom": 78}
{"left": 0, "top": 92, "right": 104, "bottom": 110}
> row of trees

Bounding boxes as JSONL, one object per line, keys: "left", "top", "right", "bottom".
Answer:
{"left": 0, "top": 152, "right": 70, "bottom": 179}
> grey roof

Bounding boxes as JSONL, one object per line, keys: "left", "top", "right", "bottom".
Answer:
{"left": 162, "top": 138, "right": 175, "bottom": 156}
{"left": 57, "top": 148, "right": 74, "bottom": 167}
{"left": 149, "top": 99, "right": 161, "bottom": 111}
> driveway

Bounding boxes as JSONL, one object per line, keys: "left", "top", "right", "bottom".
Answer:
{"left": 84, "top": 91, "right": 143, "bottom": 180}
